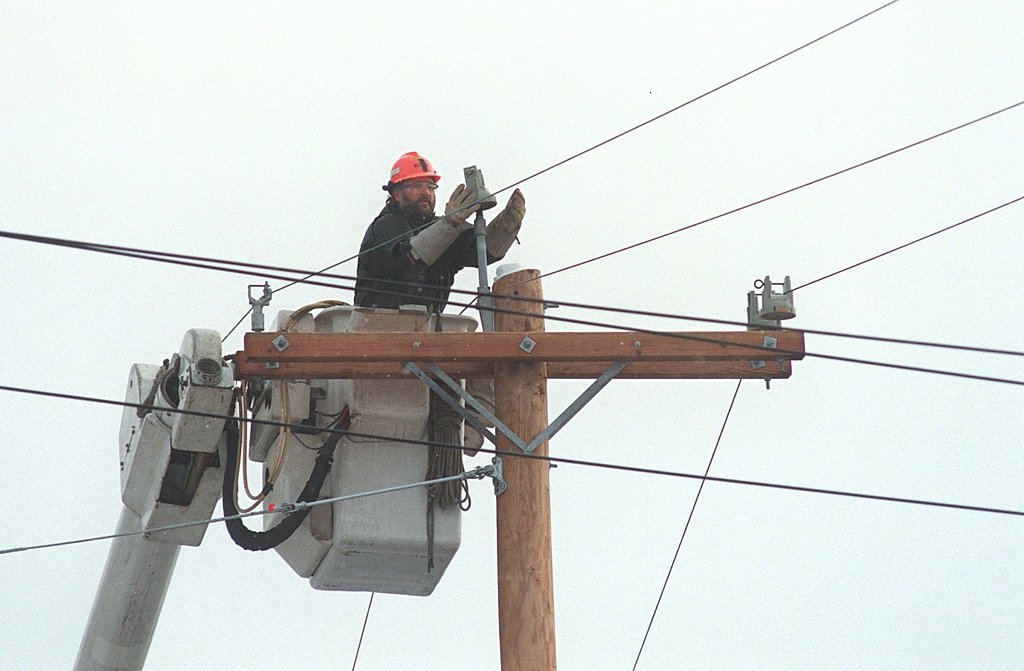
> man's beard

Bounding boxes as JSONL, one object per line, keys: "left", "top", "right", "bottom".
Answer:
{"left": 408, "top": 199, "right": 435, "bottom": 219}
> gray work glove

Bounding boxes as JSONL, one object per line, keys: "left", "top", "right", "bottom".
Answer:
{"left": 485, "top": 188, "right": 525, "bottom": 258}
{"left": 445, "top": 183, "right": 483, "bottom": 227}
{"left": 408, "top": 184, "right": 483, "bottom": 265}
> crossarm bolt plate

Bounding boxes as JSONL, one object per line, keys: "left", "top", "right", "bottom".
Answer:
{"left": 519, "top": 336, "right": 537, "bottom": 353}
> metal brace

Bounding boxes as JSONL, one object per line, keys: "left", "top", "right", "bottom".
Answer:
{"left": 406, "top": 360, "right": 629, "bottom": 455}
{"left": 522, "top": 360, "right": 628, "bottom": 453}
{"left": 403, "top": 362, "right": 524, "bottom": 451}
{"left": 750, "top": 335, "right": 777, "bottom": 370}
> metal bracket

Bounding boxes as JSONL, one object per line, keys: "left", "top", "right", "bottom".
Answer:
{"left": 750, "top": 335, "right": 777, "bottom": 370}
{"left": 484, "top": 456, "right": 507, "bottom": 496}
{"left": 522, "top": 360, "right": 628, "bottom": 453}
{"left": 405, "top": 359, "right": 629, "bottom": 455}
{"left": 403, "top": 362, "right": 526, "bottom": 451}
{"left": 518, "top": 336, "right": 537, "bottom": 353}
{"left": 421, "top": 362, "right": 529, "bottom": 450}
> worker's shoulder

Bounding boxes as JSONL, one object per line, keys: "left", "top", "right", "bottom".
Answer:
{"left": 369, "top": 204, "right": 425, "bottom": 238}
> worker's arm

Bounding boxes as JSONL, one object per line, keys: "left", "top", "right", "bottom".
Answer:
{"left": 408, "top": 185, "right": 481, "bottom": 265}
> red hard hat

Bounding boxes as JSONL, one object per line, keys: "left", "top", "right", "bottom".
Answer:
{"left": 383, "top": 152, "right": 441, "bottom": 191}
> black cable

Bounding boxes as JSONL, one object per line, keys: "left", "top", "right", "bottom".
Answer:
{"left": 221, "top": 0, "right": 901, "bottom": 338}
{"left": 3, "top": 227, "right": 1022, "bottom": 361}
{"left": 534, "top": 101, "right": 1024, "bottom": 282}
{"left": 789, "top": 196, "right": 1024, "bottom": 293}
{"left": 3, "top": 224, "right": 1023, "bottom": 382}
{"left": 481, "top": 0, "right": 902, "bottom": 203}
{"left": 474, "top": 308, "right": 1024, "bottom": 387}
{"left": 9, "top": 107, "right": 1019, "bottom": 360}
{"left": 221, "top": 407, "right": 348, "bottom": 552}
{"left": 2, "top": 382, "right": 1023, "bottom": 525}
{"left": 632, "top": 381, "right": 742, "bottom": 670}
{"left": 3, "top": 377, "right": 1023, "bottom": 557}
{"left": 8, "top": 231, "right": 1024, "bottom": 383}
{"left": 350, "top": 593, "right": 374, "bottom": 671}
{"left": 6, "top": 93, "right": 1020, "bottom": 354}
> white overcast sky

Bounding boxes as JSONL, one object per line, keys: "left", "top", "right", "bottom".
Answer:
{"left": 2, "top": 1, "right": 1023, "bottom": 669}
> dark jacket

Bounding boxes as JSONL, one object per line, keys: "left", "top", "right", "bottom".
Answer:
{"left": 354, "top": 200, "right": 501, "bottom": 310}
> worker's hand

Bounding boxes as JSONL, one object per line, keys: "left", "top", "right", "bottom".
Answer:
{"left": 497, "top": 189, "right": 525, "bottom": 229}
{"left": 485, "top": 189, "right": 525, "bottom": 258}
{"left": 444, "top": 184, "right": 482, "bottom": 227}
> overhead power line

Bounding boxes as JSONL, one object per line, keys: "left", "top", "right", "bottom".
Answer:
{"left": 1, "top": 380, "right": 1023, "bottom": 558}
{"left": 350, "top": 594, "right": 374, "bottom": 671}
{"left": 218, "top": 0, "right": 901, "bottom": 339}
{"left": 3, "top": 222, "right": 1023, "bottom": 361}
{"left": 2, "top": 383, "right": 1021, "bottom": 556}
{"left": 482, "top": 0, "right": 904, "bottom": 200}
{"left": 0, "top": 464, "right": 492, "bottom": 557}
{"left": 7, "top": 224, "right": 1024, "bottom": 382}
{"left": 350, "top": 593, "right": 375, "bottom": 671}
{"left": 534, "top": 101, "right": 1024, "bottom": 282}
{"left": 632, "top": 381, "right": 743, "bottom": 670}
{"left": 790, "top": 195, "right": 1024, "bottom": 292}
{"left": 4, "top": 229, "right": 1024, "bottom": 385}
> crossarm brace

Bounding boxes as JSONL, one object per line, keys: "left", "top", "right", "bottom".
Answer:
{"left": 404, "top": 360, "right": 629, "bottom": 455}
{"left": 403, "top": 361, "right": 526, "bottom": 451}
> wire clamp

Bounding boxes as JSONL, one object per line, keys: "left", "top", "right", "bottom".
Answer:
{"left": 478, "top": 457, "right": 507, "bottom": 497}
{"left": 248, "top": 282, "right": 273, "bottom": 333}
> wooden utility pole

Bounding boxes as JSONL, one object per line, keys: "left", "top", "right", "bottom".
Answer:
{"left": 492, "top": 268, "right": 556, "bottom": 670}
{"left": 233, "top": 276, "right": 806, "bottom": 671}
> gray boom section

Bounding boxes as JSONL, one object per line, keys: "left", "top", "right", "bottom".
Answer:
{"left": 74, "top": 506, "right": 180, "bottom": 671}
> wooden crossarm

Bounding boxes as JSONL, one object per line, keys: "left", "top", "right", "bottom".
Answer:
{"left": 233, "top": 330, "right": 804, "bottom": 380}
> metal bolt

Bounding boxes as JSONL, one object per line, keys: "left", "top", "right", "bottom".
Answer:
{"left": 519, "top": 336, "right": 537, "bottom": 353}
{"left": 413, "top": 340, "right": 421, "bottom": 349}
{"left": 272, "top": 335, "right": 290, "bottom": 352}
{"left": 634, "top": 340, "right": 642, "bottom": 348}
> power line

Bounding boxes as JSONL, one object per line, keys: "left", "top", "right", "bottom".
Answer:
{"left": 471, "top": 293, "right": 1024, "bottom": 359}
{"left": 350, "top": 593, "right": 374, "bottom": 671}
{"left": 481, "top": 0, "right": 902, "bottom": 202}
{"left": 4, "top": 226, "right": 1023, "bottom": 361}
{"left": 533, "top": 101, "right": 1024, "bottom": 282}
{"left": 4, "top": 229, "right": 1023, "bottom": 384}
{"left": 4, "top": 225, "right": 1024, "bottom": 383}
{"left": 790, "top": 195, "right": 1024, "bottom": 292}
{"left": 632, "top": 380, "right": 743, "bottom": 671}
{"left": 2, "top": 381, "right": 1023, "bottom": 538}
{"left": 219, "top": 0, "right": 901, "bottom": 339}
{"left": 0, "top": 466, "right": 491, "bottom": 557}
{"left": 504, "top": 308, "right": 1024, "bottom": 386}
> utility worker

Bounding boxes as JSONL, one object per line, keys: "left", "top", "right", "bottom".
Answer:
{"left": 354, "top": 151, "right": 525, "bottom": 310}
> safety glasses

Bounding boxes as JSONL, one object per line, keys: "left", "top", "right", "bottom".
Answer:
{"left": 400, "top": 181, "right": 438, "bottom": 192}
